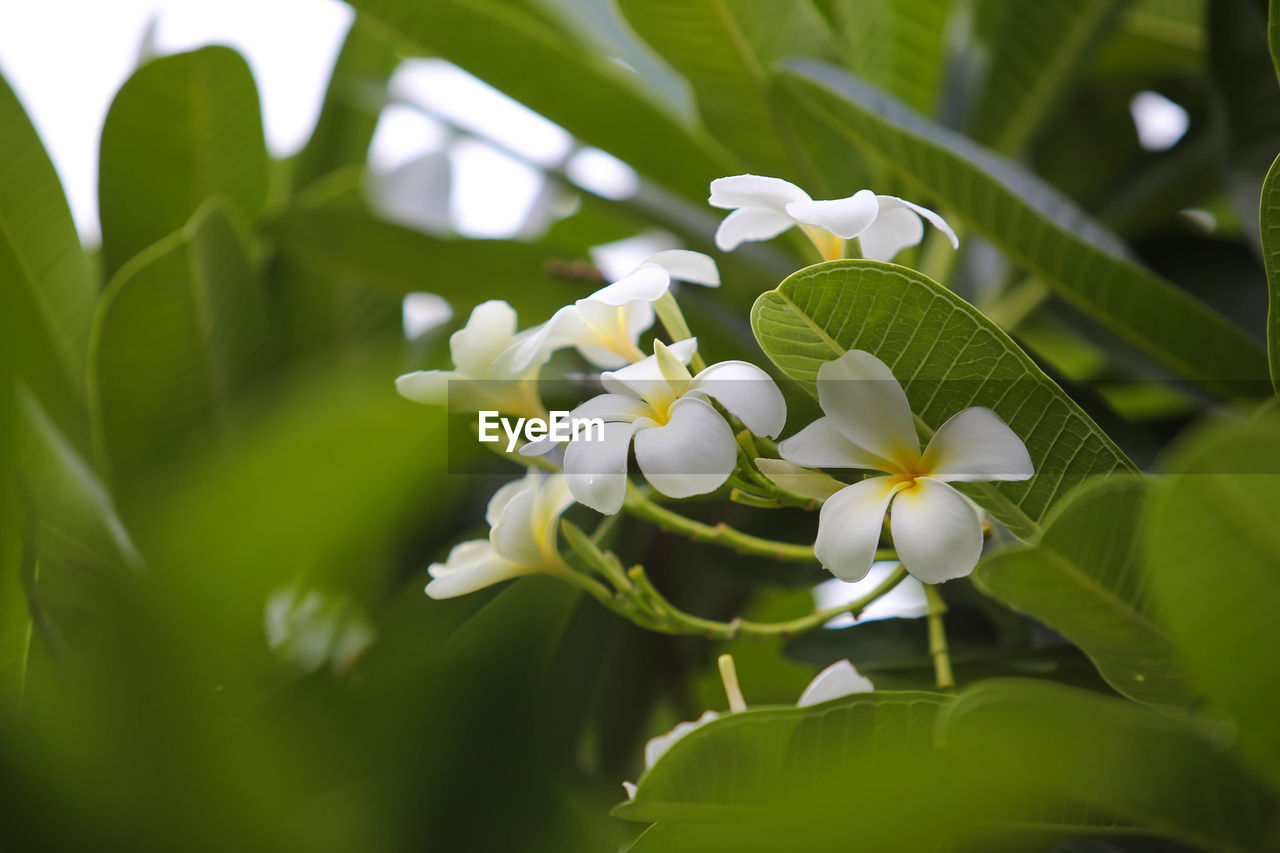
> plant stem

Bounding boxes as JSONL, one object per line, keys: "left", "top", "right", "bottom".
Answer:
{"left": 924, "top": 584, "right": 955, "bottom": 690}
{"left": 654, "top": 291, "right": 706, "bottom": 372}
{"left": 623, "top": 485, "right": 892, "bottom": 563}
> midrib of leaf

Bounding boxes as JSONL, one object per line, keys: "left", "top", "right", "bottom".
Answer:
{"left": 1036, "top": 547, "right": 1172, "bottom": 647}
{"left": 1263, "top": 154, "right": 1280, "bottom": 393}
{"left": 0, "top": 208, "right": 80, "bottom": 386}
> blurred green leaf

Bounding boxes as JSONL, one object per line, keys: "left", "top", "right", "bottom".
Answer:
{"left": 1263, "top": 154, "right": 1280, "bottom": 393}
{"left": 974, "top": 476, "right": 1195, "bottom": 707}
{"left": 294, "top": 18, "right": 399, "bottom": 190}
{"left": 1145, "top": 412, "right": 1280, "bottom": 792}
{"left": 777, "top": 61, "right": 1269, "bottom": 396}
{"left": 0, "top": 68, "right": 94, "bottom": 404}
{"left": 965, "top": 0, "right": 1123, "bottom": 154}
{"left": 98, "top": 46, "right": 269, "bottom": 276}
{"left": 91, "top": 200, "right": 272, "bottom": 510}
{"left": 941, "top": 679, "right": 1278, "bottom": 852}
{"left": 751, "top": 260, "right": 1138, "bottom": 537}
{"left": 828, "top": 0, "right": 953, "bottom": 117}
{"left": 341, "top": 0, "right": 727, "bottom": 199}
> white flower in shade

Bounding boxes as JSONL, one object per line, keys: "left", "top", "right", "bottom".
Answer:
{"left": 622, "top": 658, "right": 872, "bottom": 799}
{"left": 709, "top": 174, "right": 958, "bottom": 263}
{"left": 395, "top": 300, "right": 546, "bottom": 418}
{"left": 506, "top": 250, "right": 719, "bottom": 372}
{"left": 425, "top": 469, "right": 574, "bottom": 599}
{"left": 525, "top": 338, "right": 786, "bottom": 514}
{"left": 779, "top": 350, "right": 1033, "bottom": 584}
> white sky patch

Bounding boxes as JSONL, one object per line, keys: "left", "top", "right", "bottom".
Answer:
{"left": 1130, "top": 90, "right": 1189, "bottom": 152}
{"left": 402, "top": 293, "right": 453, "bottom": 340}
{"left": 368, "top": 104, "right": 450, "bottom": 173}
{"left": 449, "top": 138, "right": 546, "bottom": 239}
{"left": 813, "top": 562, "right": 929, "bottom": 629}
{"left": 566, "top": 147, "right": 640, "bottom": 200}
{"left": 590, "top": 232, "right": 680, "bottom": 281}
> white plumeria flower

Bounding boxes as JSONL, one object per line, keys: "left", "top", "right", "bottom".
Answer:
{"left": 709, "top": 174, "right": 958, "bottom": 263}
{"left": 506, "top": 250, "right": 719, "bottom": 372}
{"left": 779, "top": 350, "right": 1033, "bottom": 585}
{"left": 622, "top": 658, "right": 872, "bottom": 799}
{"left": 395, "top": 300, "right": 546, "bottom": 418}
{"left": 525, "top": 338, "right": 786, "bottom": 514}
{"left": 425, "top": 469, "right": 574, "bottom": 599}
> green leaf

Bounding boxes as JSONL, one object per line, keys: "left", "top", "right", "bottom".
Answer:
{"left": 751, "top": 260, "right": 1137, "bottom": 537}
{"left": 776, "top": 61, "right": 1269, "bottom": 396}
{"left": 973, "top": 476, "right": 1194, "bottom": 707}
{"left": 294, "top": 18, "right": 399, "bottom": 189}
{"left": 340, "top": 0, "right": 727, "bottom": 199}
{"left": 98, "top": 46, "right": 269, "bottom": 277}
{"left": 1145, "top": 412, "right": 1280, "bottom": 792}
{"left": 941, "top": 679, "right": 1278, "bottom": 853}
{"left": 1265, "top": 154, "right": 1280, "bottom": 394}
{"left": 965, "top": 0, "right": 1123, "bottom": 154}
{"left": 828, "top": 0, "right": 954, "bottom": 117}
{"left": 0, "top": 68, "right": 94, "bottom": 401}
{"left": 90, "top": 200, "right": 272, "bottom": 508}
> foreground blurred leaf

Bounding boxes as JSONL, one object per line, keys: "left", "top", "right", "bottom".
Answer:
{"left": 341, "top": 0, "right": 726, "bottom": 199}
{"left": 778, "top": 62, "right": 1269, "bottom": 396}
{"left": 751, "top": 261, "right": 1137, "bottom": 537}
{"left": 965, "top": 0, "right": 1123, "bottom": 154}
{"left": 974, "top": 476, "right": 1194, "bottom": 707}
{"left": 1264, "top": 154, "right": 1280, "bottom": 393}
{"left": 91, "top": 201, "right": 271, "bottom": 510}
{"left": 1146, "top": 412, "right": 1280, "bottom": 793}
{"left": 0, "top": 69, "right": 94, "bottom": 405}
{"left": 98, "top": 46, "right": 269, "bottom": 276}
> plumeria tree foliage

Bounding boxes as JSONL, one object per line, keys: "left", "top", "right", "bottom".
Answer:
{"left": 3, "top": 0, "right": 1280, "bottom": 851}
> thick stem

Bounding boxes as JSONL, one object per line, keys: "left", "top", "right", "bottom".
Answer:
{"left": 924, "top": 584, "right": 955, "bottom": 690}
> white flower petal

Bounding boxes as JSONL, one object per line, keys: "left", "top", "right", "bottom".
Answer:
{"left": 920, "top": 407, "right": 1034, "bottom": 483}
{"left": 688, "top": 360, "right": 787, "bottom": 438}
{"left": 489, "top": 488, "right": 544, "bottom": 567}
{"left": 588, "top": 263, "right": 671, "bottom": 306}
{"left": 714, "top": 206, "right": 798, "bottom": 251}
{"left": 816, "top": 351, "right": 920, "bottom": 470}
{"left": 532, "top": 473, "right": 574, "bottom": 556}
{"left": 642, "top": 249, "right": 720, "bottom": 287}
{"left": 564, "top": 420, "right": 642, "bottom": 514}
{"left": 451, "top": 300, "right": 517, "bottom": 376}
{"left": 426, "top": 540, "right": 526, "bottom": 599}
{"left": 644, "top": 710, "right": 720, "bottom": 769}
{"left": 882, "top": 195, "right": 958, "bottom": 248}
{"left": 570, "top": 393, "right": 652, "bottom": 423}
{"left": 889, "top": 478, "right": 983, "bottom": 584}
{"left": 708, "top": 174, "right": 810, "bottom": 211}
{"left": 754, "top": 458, "right": 846, "bottom": 502}
{"left": 797, "top": 659, "right": 874, "bottom": 707}
{"left": 814, "top": 477, "right": 902, "bottom": 582}
{"left": 502, "top": 315, "right": 563, "bottom": 375}
{"left": 395, "top": 369, "right": 452, "bottom": 405}
{"left": 778, "top": 416, "right": 894, "bottom": 471}
{"left": 633, "top": 397, "right": 737, "bottom": 499}
{"left": 486, "top": 471, "right": 536, "bottom": 527}
{"left": 600, "top": 337, "right": 697, "bottom": 398}
{"left": 784, "top": 189, "right": 879, "bottom": 239}
{"left": 571, "top": 299, "right": 651, "bottom": 367}
{"left": 622, "top": 781, "right": 638, "bottom": 800}
{"left": 857, "top": 203, "right": 924, "bottom": 263}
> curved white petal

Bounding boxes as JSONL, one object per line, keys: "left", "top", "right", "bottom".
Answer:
{"left": 600, "top": 337, "right": 696, "bottom": 399}
{"left": 624, "top": 301, "right": 657, "bottom": 347}
{"left": 395, "top": 370, "right": 452, "bottom": 405}
{"left": 889, "top": 478, "right": 983, "bottom": 584}
{"left": 814, "top": 477, "right": 902, "bottom": 582}
{"left": 532, "top": 473, "right": 574, "bottom": 557}
{"left": 489, "top": 488, "right": 544, "bottom": 567}
{"left": 857, "top": 203, "right": 924, "bottom": 263}
{"left": 688, "top": 360, "right": 787, "bottom": 438}
{"left": 708, "top": 174, "right": 809, "bottom": 211}
{"left": 451, "top": 300, "right": 517, "bottom": 376}
{"left": 564, "top": 420, "right": 641, "bottom": 514}
{"left": 784, "top": 189, "right": 879, "bottom": 239}
{"left": 714, "top": 206, "right": 797, "bottom": 251}
{"left": 426, "top": 540, "right": 526, "bottom": 599}
{"left": 754, "top": 458, "right": 846, "bottom": 502}
{"left": 644, "top": 710, "right": 719, "bottom": 769}
{"left": 816, "top": 351, "right": 920, "bottom": 470}
{"left": 920, "top": 407, "right": 1034, "bottom": 483}
{"left": 570, "top": 299, "right": 650, "bottom": 367}
{"left": 503, "top": 313, "right": 565, "bottom": 375}
{"left": 642, "top": 250, "right": 720, "bottom": 287}
{"left": 797, "top": 659, "right": 874, "bottom": 707}
{"left": 778, "top": 416, "right": 894, "bottom": 471}
{"left": 633, "top": 397, "right": 737, "bottom": 499}
{"left": 570, "top": 393, "right": 652, "bottom": 423}
{"left": 486, "top": 471, "right": 536, "bottom": 527}
{"left": 881, "top": 195, "right": 958, "bottom": 248}
{"left": 588, "top": 263, "right": 671, "bottom": 306}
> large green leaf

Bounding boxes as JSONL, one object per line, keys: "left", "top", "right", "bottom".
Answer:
{"left": 340, "top": 0, "right": 727, "bottom": 200}
{"left": 827, "top": 0, "right": 953, "bottom": 118}
{"left": 0, "top": 69, "right": 94, "bottom": 401}
{"left": 1145, "top": 413, "right": 1280, "bottom": 792}
{"left": 941, "top": 679, "right": 1278, "bottom": 853}
{"left": 751, "top": 260, "right": 1137, "bottom": 537}
{"left": 973, "top": 476, "right": 1194, "bottom": 707}
{"left": 98, "top": 46, "right": 269, "bottom": 276}
{"left": 777, "top": 61, "right": 1269, "bottom": 396}
{"left": 1264, "top": 154, "right": 1280, "bottom": 394}
{"left": 90, "top": 201, "right": 272, "bottom": 507}
{"left": 965, "top": 0, "right": 1123, "bottom": 154}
